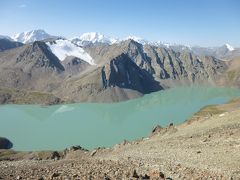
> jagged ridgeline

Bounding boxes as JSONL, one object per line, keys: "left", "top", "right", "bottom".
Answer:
{"left": 0, "top": 30, "right": 239, "bottom": 103}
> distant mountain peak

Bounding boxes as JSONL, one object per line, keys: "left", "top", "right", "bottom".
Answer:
{"left": 12, "top": 29, "right": 58, "bottom": 44}
{"left": 7, "top": 29, "right": 239, "bottom": 61}
{"left": 72, "top": 33, "right": 152, "bottom": 46}
{"left": 79, "top": 32, "right": 104, "bottom": 42}
{"left": 71, "top": 32, "right": 119, "bottom": 46}
{"left": 124, "top": 36, "right": 148, "bottom": 44}
{"left": 0, "top": 35, "right": 13, "bottom": 41}
{"left": 223, "top": 44, "right": 234, "bottom": 51}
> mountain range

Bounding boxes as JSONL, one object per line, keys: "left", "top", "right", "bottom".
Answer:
{"left": 9, "top": 30, "right": 240, "bottom": 59}
{"left": 0, "top": 29, "right": 239, "bottom": 103}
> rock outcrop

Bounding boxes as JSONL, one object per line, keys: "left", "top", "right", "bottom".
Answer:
{"left": 0, "top": 137, "right": 13, "bottom": 149}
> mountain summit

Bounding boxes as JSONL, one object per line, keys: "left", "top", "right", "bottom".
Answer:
{"left": 5, "top": 29, "right": 239, "bottom": 62}
{"left": 223, "top": 44, "right": 235, "bottom": 51}
{"left": 71, "top": 32, "right": 118, "bottom": 46}
{"left": 12, "top": 29, "right": 58, "bottom": 43}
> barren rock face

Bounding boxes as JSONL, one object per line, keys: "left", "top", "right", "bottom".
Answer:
{"left": 0, "top": 39, "right": 235, "bottom": 103}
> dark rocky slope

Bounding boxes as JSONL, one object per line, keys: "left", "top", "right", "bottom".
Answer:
{"left": 85, "top": 40, "right": 227, "bottom": 88}
{"left": 0, "top": 38, "right": 23, "bottom": 52}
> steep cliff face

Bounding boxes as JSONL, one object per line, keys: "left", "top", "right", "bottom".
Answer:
{"left": 143, "top": 45, "right": 227, "bottom": 87}
{"left": 101, "top": 53, "right": 161, "bottom": 93}
{"left": 86, "top": 40, "right": 227, "bottom": 88}
{"left": 56, "top": 53, "right": 161, "bottom": 102}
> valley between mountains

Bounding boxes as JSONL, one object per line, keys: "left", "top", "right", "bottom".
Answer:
{"left": 0, "top": 29, "right": 240, "bottom": 104}
{"left": 1, "top": 30, "right": 240, "bottom": 180}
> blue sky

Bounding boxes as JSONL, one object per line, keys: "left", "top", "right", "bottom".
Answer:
{"left": 0, "top": 0, "right": 239, "bottom": 46}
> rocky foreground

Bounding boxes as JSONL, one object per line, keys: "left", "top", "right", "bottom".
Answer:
{"left": 1, "top": 99, "right": 240, "bottom": 179}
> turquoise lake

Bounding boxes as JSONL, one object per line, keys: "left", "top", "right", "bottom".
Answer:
{"left": 0, "top": 86, "right": 240, "bottom": 151}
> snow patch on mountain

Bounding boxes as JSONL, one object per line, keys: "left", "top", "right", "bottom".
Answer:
{"left": 46, "top": 39, "right": 95, "bottom": 65}
{"left": 12, "top": 29, "right": 57, "bottom": 43}
{"left": 224, "top": 44, "right": 234, "bottom": 51}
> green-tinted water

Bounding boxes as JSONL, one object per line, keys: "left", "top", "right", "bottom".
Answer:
{"left": 0, "top": 86, "right": 239, "bottom": 151}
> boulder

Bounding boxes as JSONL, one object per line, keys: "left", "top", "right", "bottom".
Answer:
{"left": 149, "top": 170, "right": 165, "bottom": 179}
{"left": 51, "top": 151, "right": 60, "bottom": 160}
{"left": 69, "top": 145, "right": 87, "bottom": 151}
{"left": 120, "top": 139, "right": 130, "bottom": 146}
{"left": 90, "top": 150, "right": 97, "bottom": 156}
{"left": 63, "top": 145, "right": 88, "bottom": 156}
{"left": 151, "top": 125, "right": 163, "bottom": 135}
{"left": 168, "top": 123, "right": 174, "bottom": 127}
{"left": 0, "top": 137, "right": 13, "bottom": 149}
{"left": 132, "top": 170, "right": 139, "bottom": 178}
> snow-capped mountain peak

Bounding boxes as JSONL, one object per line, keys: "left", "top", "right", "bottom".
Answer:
{"left": 7, "top": 29, "right": 239, "bottom": 61}
{"left": 80, "top": 32, "right": 104, "bottom": 43}
{"left": 12, "top": 29, "right": 58, "bottom": 43}
{"left": 224, "top": 43, "right": 234, "bottom": 51}
{"left": 124, "top": 36, "right": 149, "bottom": 45}
{"left": 71, "top": 32, "right": 119, "bottom": 46}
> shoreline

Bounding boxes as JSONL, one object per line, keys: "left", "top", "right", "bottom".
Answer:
{"left": 1, "top": 95, "right": 240, "bottom": 152}
{"left": 1, "top": 99, "right": 240, "bottom": 179}
{"left": 1, "top": 85, "right": 239, "bottom": 106}
{"left": 1, "top": 96, "right": 238, "bottom": 152}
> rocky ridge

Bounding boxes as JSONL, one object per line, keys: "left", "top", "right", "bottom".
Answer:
{"left": 0, "top": 37, "right": 233, "bottom": 104}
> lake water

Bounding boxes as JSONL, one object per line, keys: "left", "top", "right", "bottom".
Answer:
{"left": 0, "top": 86, "right": 239, "bottom": 151}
